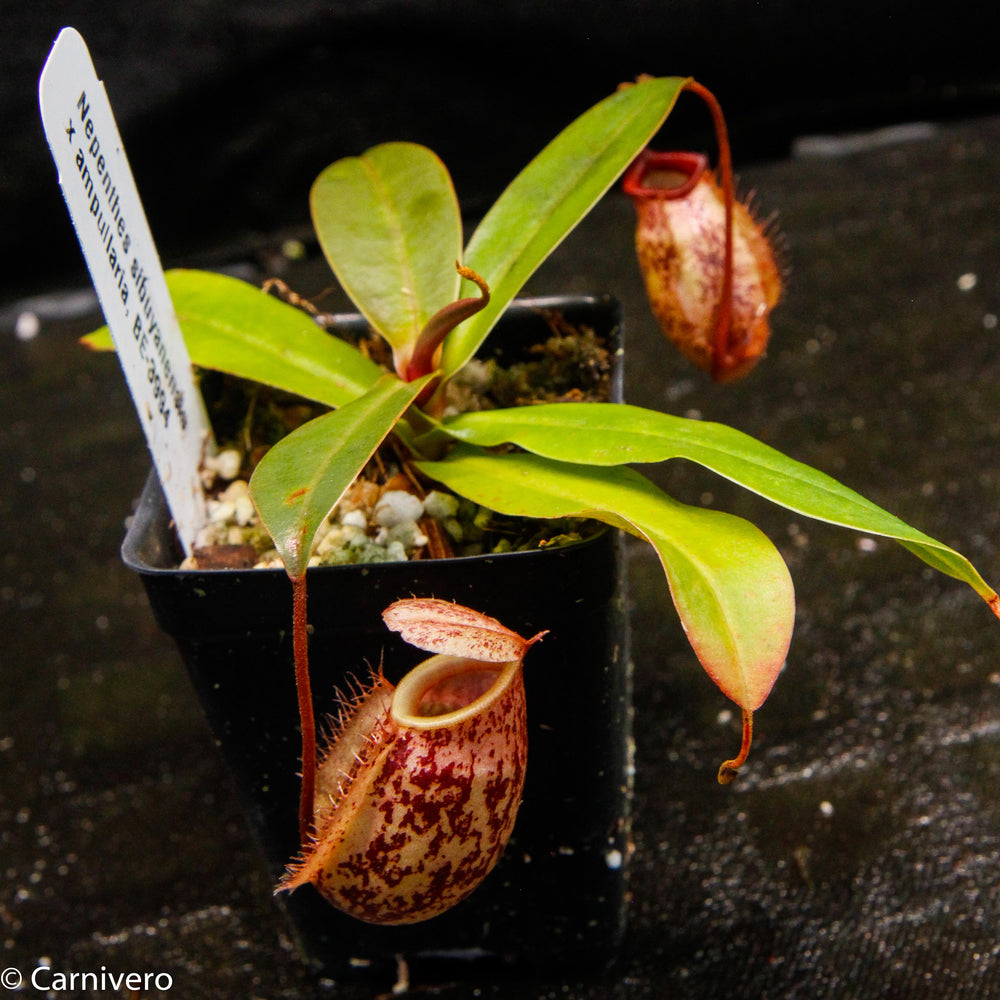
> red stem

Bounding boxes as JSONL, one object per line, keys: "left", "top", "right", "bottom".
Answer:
{"left": 683, "top": 80, "right": 735, "bottom": 381}
{"left": 291, "top": 574, "right": 316, "bottom": 843}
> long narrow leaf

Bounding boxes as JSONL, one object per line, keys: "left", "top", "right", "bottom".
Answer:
{"left": 311, "top": 142, "right": 462, "bottom": 361}
{"left": 417, "top": 445, "right": 794, "bottom": 711}
{"left": 83, "top": 269, "right": 384, "bottom": 408}
{"left": 442, "top": 76, "right": 687, "bottom": 376}
{"left": 250, "top": 373, "right": 434, "bottom": 579}
{"left": 439, "top": 402, "right": 998, "bottom": 604}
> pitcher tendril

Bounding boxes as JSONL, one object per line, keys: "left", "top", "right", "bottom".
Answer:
{"left": 718, "top": 708, "right": 754, "bottom": 785}
{"left": 682, "top": 80, "right": 736, "bottom": 379}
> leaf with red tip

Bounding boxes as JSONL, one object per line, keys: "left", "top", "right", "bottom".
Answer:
{"left": 383, "top": 598, "right": 543, "bottom": 663}
{"left": 417, "top": 446, "right": 794, "bottom": 712}
{"left": 445, "top": 75, "right": 687, "bottom": 376}
{"left": 436, "top": 401, "right": 998, "bottom": 608}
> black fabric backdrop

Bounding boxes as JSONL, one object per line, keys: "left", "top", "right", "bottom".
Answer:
{"left": 5, "top": 0, "right": 1000, "bottom": 302}
{"left": 3, "top": 4, "right": 1000, "bottom": 998}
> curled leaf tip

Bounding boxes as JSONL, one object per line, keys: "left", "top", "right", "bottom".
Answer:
{"left": 717, "top": 708, "right": 753, "bottom": 785}
{"left": 405, "top": 264, "right": 491, "bottom": 383}
{"left": 455, "top": 262, "right": 491, "bottom": 299}
{"left": 989, "top": 594, "right": 1000, "bottom": 620}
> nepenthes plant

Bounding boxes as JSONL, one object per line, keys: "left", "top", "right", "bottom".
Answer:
{"left": 87, "top": 75, "right": 999, "bottom": 923}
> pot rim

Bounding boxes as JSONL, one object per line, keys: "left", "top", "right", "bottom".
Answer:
{"left": 122, "top": 293, "right": 623, "bottom": 577}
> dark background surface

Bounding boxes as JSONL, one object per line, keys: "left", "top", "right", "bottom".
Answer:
{"left": 5, "top": 1, "right": 1000, "bottom": 304}
{"left": 4, "top": 3, "right": 1000, "bottom": 998}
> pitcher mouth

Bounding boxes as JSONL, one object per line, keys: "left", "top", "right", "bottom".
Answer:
{"left": 391, "top": 654, "right": 519, "bottom": 729}
{"left": 623, "top": 150, "right": 708, "bottom": 200}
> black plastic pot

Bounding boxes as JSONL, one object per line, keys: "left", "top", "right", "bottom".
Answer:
{"left": 122, "top": 296, "right": 631, "bottom": 981}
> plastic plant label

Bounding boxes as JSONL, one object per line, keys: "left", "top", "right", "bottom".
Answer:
{"left": 38, "top": 27, "right": 212, "bottom": 555}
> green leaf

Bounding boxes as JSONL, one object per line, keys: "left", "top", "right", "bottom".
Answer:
{"left": 439, "top": 402, "right": 999, "bottom": 604}
{"left": 83, "top": 269, "right": 384, "bottom": 408}
{"left": 311, "top": 142, "right": 463, "bottom": 366}
{"left": 417, "top": 445, "right": 794, "bottom": 711}
{"left": 441, "top": 76, "right": 687, "bottom": 377}
{"left": 249, "top": 373, "right": 434, "bottom": 580}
